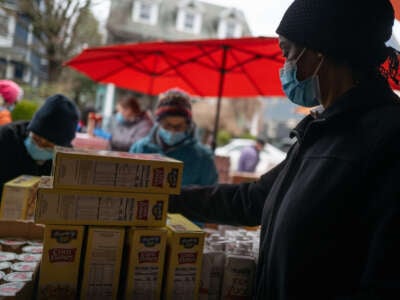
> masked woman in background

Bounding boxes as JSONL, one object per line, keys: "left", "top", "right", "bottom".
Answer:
{"left": 109, "top": 95, "right": 153, "bottom": 152}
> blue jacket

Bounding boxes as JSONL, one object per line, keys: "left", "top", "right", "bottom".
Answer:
{"left": 130, "top": 125, "right": 218, "bottom": 187}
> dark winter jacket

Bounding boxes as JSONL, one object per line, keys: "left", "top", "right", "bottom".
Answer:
{"left": 0, "top": 121, "right": 52, "bottom": 196}
{"left": 169, "top": 75, "right": 400, "bottom": 299}
{"left": 110, "top": 112, "right": 153, "bottom": 152}
{"left": 130, "top": 124, "right": 218, "bottom": 186}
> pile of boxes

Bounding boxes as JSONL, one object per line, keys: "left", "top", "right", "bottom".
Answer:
{"left": 34, "top": 147, "right": 205, "bottom": 299}
{"left": 199, "top": 226, "right": 260, "bottom": 299}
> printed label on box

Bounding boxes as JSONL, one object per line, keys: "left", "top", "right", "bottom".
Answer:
{"left": 80, "top": 227, "right": 125, "bottom": 300}
{"left": 52, "top": 147, "right": 183, "bottom": 194}
{"left": 35, "top": 188, "right": 168, "bottom": 227}
{"left": 38, "top": 225, "right": 84, "bottom": 300}
{"left": 124, "top": 228, "right": 167, "bottom": 300}
{"left": 164, "top": 214, "right": 205, "bottom": 300}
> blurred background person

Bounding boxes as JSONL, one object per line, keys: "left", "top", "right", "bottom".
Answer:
{"left": 77, "top": 105, "right": 96, "bottom": 133}
{"left": 130, "top": 88, "right": 218, "bottom": 186}
{"left": 237, "top": 137, "right": 266, "bottom": 172}
{"left": 0, "top": 80, "right": 23, "bottom": 125}
{"left": 109, "top": 95, "right": 153, "bottom": 151}
{"left": 0, "top": 94, "right": 79, "bottom": 195}
{"left": 77, "top": 105, "right": 110, "bottom": 140}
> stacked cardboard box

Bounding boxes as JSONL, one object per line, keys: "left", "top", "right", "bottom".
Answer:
{"left": 0, "top": 175, "right": 41, "bottom": 220}
{"left": 35, "top": 147, "right": 205, "bottom": 299}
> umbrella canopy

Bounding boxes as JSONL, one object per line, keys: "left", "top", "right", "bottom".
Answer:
{"left": 66, "top": 37, "right": 284, "bottom": 97}
{"left": 65, "top": 37, "right": 285, "bottom": 150}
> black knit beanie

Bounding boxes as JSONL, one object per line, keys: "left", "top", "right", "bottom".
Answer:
{"left": 276, "top": 0, "right": 395, "bottom": 70}
{"left": 27, "top": 94, "right": 79, "bottom": 146}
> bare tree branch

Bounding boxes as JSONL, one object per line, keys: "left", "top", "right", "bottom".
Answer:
{"left": 17, "top": 0, "right": 99, "bottom": 82}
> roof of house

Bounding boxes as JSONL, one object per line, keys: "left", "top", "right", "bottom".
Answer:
{"left": 107, "top": 0, "right": 252, "bottom": 42}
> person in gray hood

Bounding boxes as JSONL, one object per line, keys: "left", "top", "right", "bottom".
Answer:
{"left": 109, "top": 95, "right": 153, "bottom": 152}
{"left": 168, "top": 0, "right": 400, "bottom": 299}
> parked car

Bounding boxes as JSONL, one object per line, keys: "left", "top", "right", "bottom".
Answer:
{"left": 215, "top": 138, "right": 286, "bottom": 174}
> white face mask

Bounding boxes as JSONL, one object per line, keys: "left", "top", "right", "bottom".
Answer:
{"left": 279, "top": 48, "right": 325, "bottom": 107}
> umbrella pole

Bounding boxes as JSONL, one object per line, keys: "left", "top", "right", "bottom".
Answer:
{"left": 212, "top": 95, "right": 222, "bottom": 152}
{"left": 211, "top": 46, "right": 228, "bottom": 152}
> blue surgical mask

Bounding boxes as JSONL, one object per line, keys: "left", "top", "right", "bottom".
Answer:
{"left": 115, "top": 112, "right": 125, "bottom": 124}
{"left": 24, "top": 136, "right": 54, "bottom": 161}
{"left": 279, "top": 48, "right": 324, "bottom": 107}
{"left": 158, "top": 127, "right": 187, "bottom": 146}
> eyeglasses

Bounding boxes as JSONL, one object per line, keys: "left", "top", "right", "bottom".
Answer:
{"left": 30, "top": 133, "right": 55, "bottom": 150}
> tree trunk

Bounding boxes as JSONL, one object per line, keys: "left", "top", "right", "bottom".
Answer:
{"left": 47, "top": 58, "right": 63, "bottom": 82}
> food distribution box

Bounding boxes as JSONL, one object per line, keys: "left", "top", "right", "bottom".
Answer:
{"left": 163, "top": 214, "right": 205, "bottom": 300}
{"left": 0, "top": 220, "right": 43, "bottom": 299}
{"left": 35, "top": 184, "right": 168, "bottom": 227}
{"left": 37, "top": 225, "right": 84, "bottom": 299}
{"left": 80, "top": 227, "right": 125, "bottom": 300}
{"left": 0, "top": 175, "right": 41, "bottom": 220}
{"left": 123, "top": 227, "right": 167, "bottom": 300}
{"left": 51, "top": 147, "right": 183, "bottom": 194}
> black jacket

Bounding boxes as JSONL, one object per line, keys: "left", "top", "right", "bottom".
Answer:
{"left": 169, "top": 76, "right": 400, "bottom": 299}
{"left": 0, "top": 121, "right": 52, "bottom": 196}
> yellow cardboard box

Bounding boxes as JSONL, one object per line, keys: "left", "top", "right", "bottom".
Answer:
{"left": 123, "top": 227, "right": 167, "bottom": 300}
{"left": 38, "top": 225, "right": 84, "bottom": 299}
{"left": 35, "top": 184, "right": 168, "bottom": 227}
{"left": 163, "top": 214, "right": 205, "bottom": 300}
{"left": 80, "top": 226, "right": 125, "bottom": 300}
{"left": 0, "top": 175, "right": 41, "bottom": 220}
{"left": 51, "top": 147, "right": 183, "bottom": 194}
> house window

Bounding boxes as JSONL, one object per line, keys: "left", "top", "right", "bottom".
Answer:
{"left": 225, "top": 21, "right": 236, "bottom": 38}
{"left": 0, "top": 15, "right": 9, "bottom": 37}
{"left": 139, "top": 2, "right": 151, "bottom": 20}
{"left": 184, "top": 11, "right": 195, "bottom": 30}
{"left": 176, "top": 9, "right": 202, "bottom": 34}
{"left": 132, "top": 0, "right": 159, "bottom": 25}
{"left": 218, "top": 19, "right": 242, "bottom": 38}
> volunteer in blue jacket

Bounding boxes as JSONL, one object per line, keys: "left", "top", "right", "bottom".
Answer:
{"left": 130, "top": 88, "right": 218, "bottom": 186}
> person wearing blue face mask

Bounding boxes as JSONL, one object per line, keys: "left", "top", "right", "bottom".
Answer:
{"left": 0, "top": 94, "right": 79, "bottom": 196}
{"left": 130, "top": 88, "right": 218, "bottom": 187}
{"left": 280, "top": 47, "right": 325, "bottom": 108}
{"left": 109, "top": 95, "right": 153, "bottom": 152}
{"left": 165, "top": 0, "right": 400, "bottom": 299}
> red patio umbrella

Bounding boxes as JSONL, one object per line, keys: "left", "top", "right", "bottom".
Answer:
{"left": 65, "top": 37, "right": 285, "bottom": 150}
